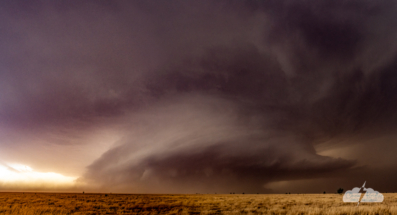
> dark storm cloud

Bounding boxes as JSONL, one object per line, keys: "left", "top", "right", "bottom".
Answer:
{"left": 81, "top": 94, "right": 356, "bottom": 193}
{"left": 2, "top": 0, "right": 397, "bottom": 192}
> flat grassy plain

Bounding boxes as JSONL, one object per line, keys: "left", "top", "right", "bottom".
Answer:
{"left": 0, "top": 192, "right": 396, "bottom": 214}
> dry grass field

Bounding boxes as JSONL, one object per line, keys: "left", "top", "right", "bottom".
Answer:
{"left": 0, "top": 192, "right": 396, "bottom": 215}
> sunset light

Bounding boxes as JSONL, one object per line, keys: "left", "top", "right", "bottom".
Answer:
{"left": 0, "top": 163, "right": 77, "bottom": 188}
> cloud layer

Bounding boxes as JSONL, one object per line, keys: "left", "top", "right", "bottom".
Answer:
{"left": 1, "top": 0, "right": 397, "bottom": 193}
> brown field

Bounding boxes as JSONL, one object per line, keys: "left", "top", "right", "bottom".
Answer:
{"left": 0, "top": 192, "right": 396, "bottom": 215}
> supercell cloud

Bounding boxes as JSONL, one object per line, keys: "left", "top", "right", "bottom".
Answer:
{"left": 1, "top": 0, "right": 397, "bottom": 193}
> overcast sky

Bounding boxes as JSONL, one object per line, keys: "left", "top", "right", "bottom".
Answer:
{"left": 1, "top": 0, "right": 397, "bottom": 194}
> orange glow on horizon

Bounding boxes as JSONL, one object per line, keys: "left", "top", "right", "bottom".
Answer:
{"left": 0, "top": 163, "right": 78, "bottom": 189}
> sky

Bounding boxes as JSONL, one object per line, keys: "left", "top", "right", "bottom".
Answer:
{"left": 1, "top": 0, "right": 397, "bottom": 194}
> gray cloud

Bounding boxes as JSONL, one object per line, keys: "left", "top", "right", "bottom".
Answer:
{"left": 1, "top": 0, "right": 397, "bottom": 193}
{"left": 82, "top": 94, "right": 355, "bottom": 193}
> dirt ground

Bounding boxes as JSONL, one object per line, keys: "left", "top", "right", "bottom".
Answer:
{"left": 0, "top": 192, "right": 394, "bottom": 214}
